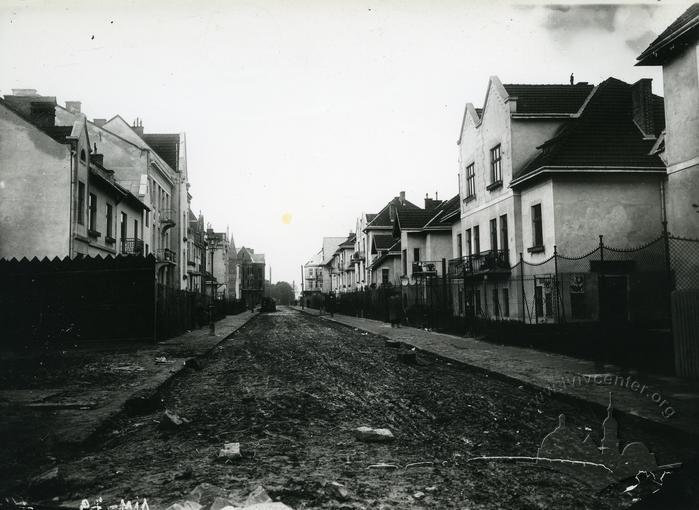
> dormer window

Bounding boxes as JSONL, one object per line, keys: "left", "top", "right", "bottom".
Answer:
{"left": 80, "top": 149, "right": 86, "bottom": 162}
{"left": 465, "top": 163, "right": 476, "bottom": 200}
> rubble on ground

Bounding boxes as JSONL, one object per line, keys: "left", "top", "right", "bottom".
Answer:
{"left": 353, "top": 426, "right": 394, "bottom": 443}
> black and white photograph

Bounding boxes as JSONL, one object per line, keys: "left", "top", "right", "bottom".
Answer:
{"left": 1, "top": 1, "right": 698, "bottom": 508}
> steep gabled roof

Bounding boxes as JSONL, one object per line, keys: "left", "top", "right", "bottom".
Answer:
{"left": 142, "top": 133, "right": 180, "bottom": 171}
{"left": 515, "top": 78, "right": 666, "bottom": 184}
{"left": 637, "top": 3, "right": 699, "bottom": 65}
{"left": 338, "top": 234, "right": 356, "bottom": 248}
{"left": 424, "top": 194, "right": 460, "bottom": 228}
{"left": 394, "top": 209, "right": 436, "bottom": 230}
{"left": 503, "top": 83, "right": 594, "bottom": 115}
{"left": 373, "top": 234, "right": 396, "bottom": 251}
{"left": 369, "top": 238, "right": 401, "bottom": 269}
{"left": 366, "top": 196, "right": 420, "bottom": 229}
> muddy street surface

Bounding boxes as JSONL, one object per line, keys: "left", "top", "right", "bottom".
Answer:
{"left": 7, "top": 307, "right": 698, "bottom": 509}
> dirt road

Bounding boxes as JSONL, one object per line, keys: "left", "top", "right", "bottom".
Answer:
{"left": 10, "top": 308, "right": 698, "bottom": 509}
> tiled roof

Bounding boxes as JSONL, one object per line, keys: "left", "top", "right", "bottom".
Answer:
{"left": 369, "top": 239, "right": 401, "bottom": 269}
{"left": 366, "top": 213, "right": 377, "bottom": 222}
{"left": 373, "top": 234, "right": 397, "bottom": 251}
{"left": 339, "top": 234, "right": 356, "bottom": 248}
{"left": 503, "top": 83, "right": 594, "bottom": 114}
{"left": 428, "top": 194, "right": 461, "bottom": 227}
{"left": 367, "top": 197, "right": 421, "bottom": 228}
{"left": 637, "top": 3, "right": 699, "bottom": 64}
{"left": 395, "top": 209, "right": 436, "bottom": 230}
{"left": 517, "top": 78, "right": 665, "bottom": 181}
{"left": 142, "top": 134, "right": 180, "bottom": 171}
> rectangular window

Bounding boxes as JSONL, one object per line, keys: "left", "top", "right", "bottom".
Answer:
{"left": 120, "top": 212, "right": 127, "bottom": 241}
{"left": 457, "top": 233, "right": 463, "bottom": 258}
{"left": 77, "top": 181, "right": 85, "bottom": 225}
{"left": 500, "top": 214, "right": 508, "bottom": 254}
{"left": 413, "top": 248, "right": 420, "bottom": 262}
{"left": 466, "top": 229, "right": 472, "bottom": 256}
{"left": 474, "top": 226, "right": 480, "bottom": 254}
{"left": 492, "top": 288, "right": 499, "bottom": 317}
{"left": 106, "top": 203, "right": 113, "bottom": 238}
{"left": 402, "top": 249, "right": 407, "bottom": 275}
{"left": 145, "top": 210, "right": 149, "bottom": 227}
{"left": 532, "top": 204, "right": 543, "bottom": 247}
{"left": 490, "top": 144, "right": 502, "bottom": 183}
{"left": 88, "top": 193, "right": 97, "bottom": 231}
{"left": 490, "top": 218, "right": 498, "bottom": 251}
{"left": 134, "top": 219, "right": 139, "bottom": 240}
{"left": 466, "top": 163, "right": 476, "bottom": 198}
{"left": 502, "top": 288, "right": 510, "bottom": 317}
{"left": 382, "top": 268, "right": 389, "bottom": 284}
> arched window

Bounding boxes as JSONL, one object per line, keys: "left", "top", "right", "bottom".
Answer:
{"left": 80, "top": 149, "right": 86, "bottom": 162}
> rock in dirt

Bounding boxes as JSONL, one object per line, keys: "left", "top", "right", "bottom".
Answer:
{"left": 210, "top": 496, "right": 240, "bottom": 510}
{"left": 160, "top": 409, "right": 190, "bottom": 429}
{"left": 188, "top": 483, "right": 229, "bottom": 505}
{"left": 244, "top": 486, "right": 272, "bottom": 506}
{"left": 353, "top": 426, "right": 394, "bottom": 443}
{"left": 324, "top": 481, "right": 350, "bottom": 501}
{"left": 217, "top": 442, "right": 242, "bottom": 461}
{"left": 125, "top": 388, "right": 163, "bottom": 415}
{"left": 164, "top": 501, "right": 202, "bottom": 510}
{"left": 413, "top": 491, "right": 426, "bottom": 500}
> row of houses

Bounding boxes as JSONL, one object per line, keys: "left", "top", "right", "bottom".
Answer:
{"left": 0, "top": 89, "right": 267, "bottom": 309}
{"left": 304, "top": 5, "right": 698, "bottom": 329}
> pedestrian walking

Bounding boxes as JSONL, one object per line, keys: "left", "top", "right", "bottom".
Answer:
{"left": 388, "top": 293, "right": 403, "bottom": 328}
{"left": 326, "top": 292, "right": 336, "bottom": 317}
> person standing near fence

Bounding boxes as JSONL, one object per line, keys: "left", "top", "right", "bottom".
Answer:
{"left": 389, "top": 293, "right": 403, "bottom": 328}
{"left": 326, "top": 292, "right": 336, "bottom": 317}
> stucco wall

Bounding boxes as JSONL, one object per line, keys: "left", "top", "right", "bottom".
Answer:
{"left": 425, "top": 231, "right": 453, "bottom": 265}
{"left": 0, "top": 105, "right": 71, "bottom": 259}
{"left": 520, "top": 179, "right": 555, "bottom": 262}
{"left": 552, "top": 175, "right": 664, "bottom": 255}
{"left": 662, "top": 45, "right": 699, "bottom": 167}
{"left": 460, "top": 197, "right": 518, "bottom": 265}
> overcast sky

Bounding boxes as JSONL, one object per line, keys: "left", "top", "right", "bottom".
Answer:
{"left": 0, "top": 0, "right": 690, "bottom": 286}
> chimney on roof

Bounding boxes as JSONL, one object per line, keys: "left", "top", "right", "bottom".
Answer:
{"left": 132, "top": 117, "right": 144, "bottom": 136}
{"left": 399, "top": 191, "right": 406, "bottom": 205}
{"left": 30, "top": 101, "right": 56, "bottom": 128}
{"left": 65, "top": 101, "right": 81, "bottom": 114}
{"left": 93, "top": 118, "right": 107, "bottom": 127}
{"left": 11, "top": 88, "right": 38, "bottom": 96}
{"left": 570, "top": 73, "right": 574, "bottom": 85}
{"left": 424, "top": 194, "right": 440, "bottom": 210}
{"left": 632, "top": 78, "right": 655, "bottom": 137}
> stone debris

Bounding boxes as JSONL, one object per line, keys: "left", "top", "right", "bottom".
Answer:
{"left": 412, "top": 492, "right": 425, "bottom": 500}
{"left": 244, "top": 486, "right": 272, "bottom": 506}
{"left": 324, "top": 481, "right": 350, "bottom": 501}
{"left": 164, "top": 502, "right": 202, "bottom": 510}
{"left": 160, "top": 409, "right": 191, "bottom": 429}
{"left": 367, "top": 463, "right": 399, "bottom": 470}
{"left": 353, "top": 426, "right": 394, "bottom": 443}
{"left": 424, "top": 486, "right": 437, "bottom": 492}
{"left": 405, "top": 461, "right": 433, "bottom": 469}
{"left": 155, "top": 356, "right": 175, "bottom": 364}
{"left": 218, "top": 442, "right": 243, "bottom": 461}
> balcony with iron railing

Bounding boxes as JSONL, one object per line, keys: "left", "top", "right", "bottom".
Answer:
{"left": 448, "top": 249, "right": 511, "bottom": 276}
{"left": 156, "top": 248, "right": 177, "bottom": 264}
{"left": 121, "top": 238, "right": 144, "bottom": 256}
{"left": 411, "top": 261, "right": 439, "bottom": 277}
{"left": 159, "top": 208, "right": 176, "bottom": 230}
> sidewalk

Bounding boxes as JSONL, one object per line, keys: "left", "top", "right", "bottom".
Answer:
{"left": 0, "top": 311, "right": 257, "bottom": 485}
{"left": 293, "top": 306, "right": 699, "bottom": 436}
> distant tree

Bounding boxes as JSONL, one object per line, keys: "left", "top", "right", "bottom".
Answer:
{"left": 271, "top": 281, "right": 294, "bottom": 305}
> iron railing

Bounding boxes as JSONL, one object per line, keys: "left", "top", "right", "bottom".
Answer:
{"left": 156, "top": 248, "right": 176, "bottom": 263}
